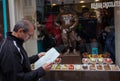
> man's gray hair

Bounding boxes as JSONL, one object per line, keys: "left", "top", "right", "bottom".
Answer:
{"left": 13, "top": 20, "right": 34, "bottom": 33}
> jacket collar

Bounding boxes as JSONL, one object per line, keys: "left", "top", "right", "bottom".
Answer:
{"left": 7, "top": 32, "right": 24, "bottom": 46}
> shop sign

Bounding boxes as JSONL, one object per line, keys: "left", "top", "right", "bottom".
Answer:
{"left": 91, "top": 1, "right": 120, "bottom": 9}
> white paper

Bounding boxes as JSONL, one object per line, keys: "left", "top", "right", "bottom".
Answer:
{"left": 34, "top": 47, "right": 60, "bottom": 69}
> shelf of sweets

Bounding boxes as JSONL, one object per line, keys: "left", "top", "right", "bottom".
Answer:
{"left": 82, "top": 52, "right": 113, "bottom": 64}
{"left": 82, "top": 58, "right": 113, "bottom": 64}
{"left": 82, "top": 52, "right": 110, "bottom": 58}
{"left": 51, "top": 64, "right": 120, "bottom": 71}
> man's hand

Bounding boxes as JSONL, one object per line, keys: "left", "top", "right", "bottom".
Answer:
{"left": 38, "top": 52, "right": 45, "bottom": 58}
{"left": 42, "top": 62, "right": 53, "bottom": 72}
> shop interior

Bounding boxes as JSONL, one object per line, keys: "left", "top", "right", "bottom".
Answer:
{"left": 35, "top": 0, "right": 119, "bottom": 81}
{"left": 36, "top": 0, "right": 115, "bottom": 64}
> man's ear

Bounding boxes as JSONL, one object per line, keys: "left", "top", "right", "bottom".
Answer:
{"left": 18, "top": 28, "right": 23, "bottom": 33}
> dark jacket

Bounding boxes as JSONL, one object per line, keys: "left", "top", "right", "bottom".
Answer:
{"left": 0, "top": 32, "right": 46, "bottom": 81}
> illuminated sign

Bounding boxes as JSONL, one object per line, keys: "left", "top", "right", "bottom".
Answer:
{"left": 91, "top": 1, "right": 120, "bottom": 9}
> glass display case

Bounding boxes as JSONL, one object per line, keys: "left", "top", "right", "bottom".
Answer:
{"left": 35, "top": 0, "right": 119, "bottom": 81}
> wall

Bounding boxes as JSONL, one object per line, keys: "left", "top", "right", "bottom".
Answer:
{"left": 115, "top": 7, "right": 120, "bottom": 67}
{"left": 9, "top": 0, "right": 38, "bottom": 56}
{"left": 22, "top": 0, "right": 38, "bottom": 56}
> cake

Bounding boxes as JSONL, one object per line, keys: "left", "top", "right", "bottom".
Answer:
{"left": 105, "top": 58, "right": 113, "bottom": 64}
{"left": 68, "top": 64, "right": 74, "bottom": 70}
{"left": 82, "top": 64, "right": 88, "bottom": 70}
{"left": 55, "top": 64, "right": 61, "bottom": 70}
{"left": 61, "top": 64, "right": 68, "bottom": 70}
{"left": 111, "top": 65, "right": 120, "bottom": 71}
{"left": 89, "top": 64, "right": 96, "bottom": 70}
{"left": 82, "top": 58, "right": 90, "bottom": 64}
{"left": 104, "top": 64, "right": 111, "bottom": 70}
{"left": 97, "top": 58, "right": 104, "bottom": 63}
{"left": 74, "top": 65, "right": 81, "bottom": 70}
{"left": 90, "top": 58, "right": 96, "bottom": 64}
{"left": 97, "top": 64, "right": 103, "bottom": 70}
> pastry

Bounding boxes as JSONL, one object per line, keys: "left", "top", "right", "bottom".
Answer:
{"left": 97, "top": 64, "right": 103, "bottom": 70}
{"left": 90, "top": 64, "right": 96, "bottom": 70}
{"left": 75, "top": 65, "right": 81, "bottom": 70}
{"left": 90, "top": 58, "right": 96, "bottom": 64}
{"left": 82, "top": 58, "right": 90, "bottom": 64}
{"left": 111, "top": 65, "right": 119, "bottom": 71}
{"left": 104, "top": 64, "right": 111, "bottom": 70}
{"left": 82, "top": 64, "right": 88, "bottom": 70}
{"left": 68, "top": 64, "right": 74, "bottom": 70}
{"left": 97, "top": 58, "right": 104, "bottom": 64}
{"left": 55, "top": 64, "right": 61, "bottom": 70}
{"left": 61, "top": 64, "right": 68, "bottom": 70}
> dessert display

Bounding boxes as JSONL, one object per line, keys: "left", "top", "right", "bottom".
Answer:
{"left": 96, "top": 64, "right": 103, "bottom": 70}
{"left": 50, "top": 53, "right": 119, "bottom": 71}
{"left": 103, "top": 52, "right": 110, "bottom": 58}
{"left": 97, "top": 58, "right": 104, "bottom": 64}
{"left": 110, "top": 64, "right": 120, "bottom": 71}
{"left": 51, "top": 64, "right": 120, "bottom": 71}
{"left": 51, "top": 64, "right": 56, "bottom": 70}
{"left": 99, "top": 54, "right": 104, "bottom": 58}
{"left": 55, "top": 64, "right": 61, "bottom": 70}
{"left": 82, "top": 52, "right": 89, "bottom": 58}
{"left": 89, "top": 64, "right": 96, "bottom": 70}
{"left": 68, "top": 64, "right": 74, "bottom": 70}
{"left": 82, "top": 53, "right": 110, "bottom": 58}
{"left": 61, "top": 64, "right": 68, "bottom": 70}
{"left": 82, "top": 64, "right": 89, "bottom": 70}
{"left": 89, "top": 58, "right": 96, "bottom": 64}
{"left": 92, "top": 54, "right": 99, "bottom": 58}
{"left": 104, "top": 58, "right": 113, "bottom": 64}
{"left": 104, "top": 64, "right": 111, "bottom": 70}
{"left": 54, "top": 58, "right": 61, "bottom": 64}
{"left": 88, "top": 54, "right": 92, "bottom": 58}
{"left": 74, "top": 64, "right": 81, "bottom": 70}
{"left": 82, "top": 58, "right": 90, "bottom": 64}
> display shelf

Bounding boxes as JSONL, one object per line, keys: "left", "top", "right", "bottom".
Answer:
{"left": 51, "top": 64, "right": 120, "bottom": 71}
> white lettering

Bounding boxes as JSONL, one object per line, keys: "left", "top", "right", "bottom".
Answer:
{"left": 91, "top": 3, "right": 102, "bottom": 9}
{"left": 91, "top": 1, "right": 120, "bottom": 9}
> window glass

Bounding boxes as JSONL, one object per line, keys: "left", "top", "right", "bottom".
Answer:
{"left": 36, "top": 0, "right": 115, "bottom": 63}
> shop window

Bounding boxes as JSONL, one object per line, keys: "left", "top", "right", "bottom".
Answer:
{"left": 36, "top": 0, "right": 115, "bottom": 63}
{"left": 35, "top": 0, "right": 119, "bottom": 80}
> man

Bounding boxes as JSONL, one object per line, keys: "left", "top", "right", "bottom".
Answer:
{"left": 0, "top": 20, "right": 53, "bottom": 81}
{"left": 55, "top": 6, "right": 78, "bottom": 54}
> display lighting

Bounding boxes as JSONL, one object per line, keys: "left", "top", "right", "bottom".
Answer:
{"left": 80, "top": 0, "right": 85, "bottom": 3}
{"left": 95, "top": 0, "right": 100, "bottom": 2}
{"left": 51, "top": 3, "right": 57, "bottom": 6}
{"left": 81, "top": 5, "right": 86, "bottom": 8}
